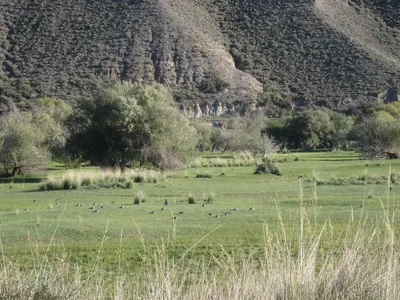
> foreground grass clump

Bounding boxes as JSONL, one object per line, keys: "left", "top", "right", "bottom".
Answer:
{"left": 39, "top": 169, "right": 165, "bottom": 191}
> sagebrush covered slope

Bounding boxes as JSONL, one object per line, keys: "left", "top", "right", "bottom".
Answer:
{"left": 0, "top": 0, "right": 399, "bottom": 114}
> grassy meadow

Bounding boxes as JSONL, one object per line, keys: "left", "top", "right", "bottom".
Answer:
{"left": 1, "top": 150, "right": 400, "bottom": 298}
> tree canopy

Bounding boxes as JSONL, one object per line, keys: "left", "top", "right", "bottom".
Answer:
{"left": 67, "top": 82, "right": 198, "bottom": 170}
{"left": 285, "top": 108, "right": 353, "bottom": 149}
{"left": 0, "top": 98, "right": 71, "bottom": 176}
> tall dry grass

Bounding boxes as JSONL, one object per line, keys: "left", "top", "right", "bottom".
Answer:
{"left": 0, "top": 210, "right": 399, "bottom": 299}
{"left": 39, "top": 169, "right": 166, "bottom": 191}
{"left": 190, "top": 151, "right": 259, "bottom": 168}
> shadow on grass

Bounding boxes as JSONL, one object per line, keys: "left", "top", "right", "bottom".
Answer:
{"left": 0, "top": 177, "right": 43, "bottom": 184}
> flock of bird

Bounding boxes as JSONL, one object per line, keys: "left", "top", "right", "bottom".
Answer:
{"left": 24, "top": 197, "right": 256, "bottom": 220}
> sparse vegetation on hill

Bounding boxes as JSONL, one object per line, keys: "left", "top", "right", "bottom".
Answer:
{"left": 0, "top": 0, "right": 399, "bottom": 114}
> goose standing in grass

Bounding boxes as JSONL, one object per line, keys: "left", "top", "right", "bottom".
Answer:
{"left": 120, "top": 205, "right": 124, "bottom": 209}
{"left": 173, "top": 216, "right": 178, "bottom": 220}
{"left": 164, "top": 199, "right": 169, "bottom": 206}
{"left": 215, "top": 214, "right": 219, "bottom": 218}
{"left": 151, "top": 210, "right": 156, "bottom": 214}
{"left": 161, "top": 207, "right": 165, "bottom": 211}
{"left": 249, "top": 207, "right": 254, "bottom": 211}
{"left": 208, "top": 213, "right": 213, "bottom": 216}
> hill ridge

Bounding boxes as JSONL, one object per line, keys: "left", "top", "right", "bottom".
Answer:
{"left": 0, "top": 0, "right": 399, "bottom": 115}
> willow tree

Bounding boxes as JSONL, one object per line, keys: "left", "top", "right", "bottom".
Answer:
{"left": 0, "top": 98, "right": 72, "bottom": 176}
{"left": 67, "top": 82, "right": 198, "bottom": 170}
{"left": 0, "top": 113, "right": 48, "bottom": 176}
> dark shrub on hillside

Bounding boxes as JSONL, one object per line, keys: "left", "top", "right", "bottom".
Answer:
{"left": 254, "top": 161, "right": 282, "bottom": 176}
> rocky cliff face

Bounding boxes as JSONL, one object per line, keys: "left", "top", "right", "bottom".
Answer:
{"left": 0, "top": 0, "right": 399, "bottom": 116}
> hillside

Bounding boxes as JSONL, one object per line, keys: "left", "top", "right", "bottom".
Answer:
{"left": 0, "top": 0, "right": 399, "bottom": 116}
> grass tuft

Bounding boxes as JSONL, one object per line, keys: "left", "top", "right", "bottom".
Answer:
{"left": 39, "top": 169, "right": 165, "bottom": 191}
{"left": 254, "top": 160, "right": 282, "bottom": 175}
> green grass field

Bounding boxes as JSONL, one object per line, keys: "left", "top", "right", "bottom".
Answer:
{"left": 0, "top": 151, "right": 398, "bottom": 258}
{"left": 1, "top": 151, "right": 400, "bottom": 298}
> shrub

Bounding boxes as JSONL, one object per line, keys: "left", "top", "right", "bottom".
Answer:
{"left": 126, "top": 181, "right": 134, "bottom": 189}
{"left": 206, "top": 192, "right": 215, "bottom": 203}
{"left": 62, "top": 178, "right": 73, "bottom": 190}
{"left": 81, "top": 177, "right": 92, "bottom": 186}
{"left": 188, "top": 194, "right": 196, "bottom": 204}
{"left": 134, "top": 190, "right": 146, "bottom": 204}
{"left": 134, "top": 174, "right": 145, "bottom": 183}
{"left": 254, "top": 161, "right": 282, "bottom": 175}
{"left": 196, "top": 173, "right": 213, "bottom": 178}
{"left": 390, "top": 171, "right": 398, "bottom": 184}
{"left": 71, "top": 180, "right": 80, "bottom": 189}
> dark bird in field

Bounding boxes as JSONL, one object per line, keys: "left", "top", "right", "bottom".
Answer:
{"left": 215, "top": 214, "right": 219, "bottom": 218}
{"left": 76, "top": 204, "right": 79, "bottom": 207}
{"left": 234, "top": 208, "right": 238, "bottom": 211}
{"left": 179, "top": 211, "right": 184, "bottom": 214}
{"left": 208, "top": 213, "right": 213, "bottom": 216}
{"left": 249, "top": 207, "right": 254, "bottom": 211}
{"left": 161, "top": 207, "right": 165, "bottom": 211}
{"left": 202, "top": 204, "right": 206, "bottom": 207}
{"left": 173, "top": 216, "right": 178, "bottom": 220}
{"left": 359, "top": 204, "right": 364, "bottom": 208}
{"left": 81, "top": 204, "right": 84, "bottom": 207}
{"left": 95, "top": 209, "right": 99, "bottom": 213}
{"left": 33, "top": 199, "right": 36, "bottom": 202}
{"left": 164, "top": 199, "right": 169, "bottom": 206}
{"left": 90, "top": 206, "right": 94, "bottom": 210}
{"left": 224, "top": 212, "right": 229, "bottom": 216}
{"left": 93, "top": 202, "right": 97, "bottom": 205}
{"left": 56, "top": 202, "right": 59, "bottom": 205}
{"left": 298, "top": 176, "right": 303, "bottom": 179}
{"left": 151, "top": 210, "right": 156, "bottom": 214}
{"left": 389, "top": 186, "right": 393, "bottom": 191}
{"left": 24, "top": 208, "right": 27, "bottom": 211}
{"left": 120, "top": 205, "right": 124, "bottom": 209}
{"left": 101, "top": 205, "right": 104, "bottom": 209}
